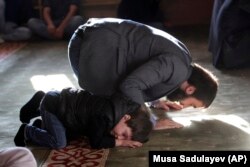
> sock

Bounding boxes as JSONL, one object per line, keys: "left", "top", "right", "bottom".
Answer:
{"left": 20, "top": 91, "right": 45, "bottom": 123}
{"left": 14, "top": 124, "right": 27, "bottom": 147}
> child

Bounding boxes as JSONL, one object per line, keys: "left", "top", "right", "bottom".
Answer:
{"left": 14, "top": 88, "right": 152, "bottom": 149}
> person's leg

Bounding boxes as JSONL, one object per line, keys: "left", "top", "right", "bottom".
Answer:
{"left": 0, "top": 147, "right": 37, "bottom": 167}
{"left": 0, "top": 0, "right": 5, "bottom": 32}
{"left": 0, "top": 0, "right": 4, "bottom": 43}
{"left": 24, "top": 105, "right": 67, "bottom": 149}
{"left": 64, "top": 15, "right": 85, "bottom": 39}
{"left": 20, "top": 91, "right": 45, "bottom": 123}
{"left": 2, "top": 26, "right": 32, "bottom": 41}
{"left": 208, "top": 0, "right": 224, "bottom": 52}
{"left": 27, "top": 18, "right": 53, "bottom": 39}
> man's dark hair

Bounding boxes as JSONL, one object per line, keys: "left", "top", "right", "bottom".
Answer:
{"left": 188, "top": 63, "right": 218, "bottom": 107}
{"left": 126, "top": 105, "right": 153, "bottom": 143}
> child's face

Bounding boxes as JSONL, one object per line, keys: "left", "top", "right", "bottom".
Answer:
{"left": 111, "top": 115, "right": 132, "bottom": 140}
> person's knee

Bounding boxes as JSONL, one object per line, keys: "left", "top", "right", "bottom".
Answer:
{"left": 67, "top": 16, "right": 85, "bottom": 33}
{"left": 16, "top": 27, "right": 32, "bottom": 39}
{"left": 47, "top": 129, "right": 67, "bottom": 149}
{"left": 72, "top": 15, "right": 85, "bottom": 25}
{"left": 27, "top": 18, "right": 35, "bottom": 27}
{"left": 52, "top": 139, "right": 67, "bottom": 149}
{"left": 27, "top": 18, "right": 42, "bottom": 30}
{"left": 2, "top": 27, "right": 32, "bottom": 41}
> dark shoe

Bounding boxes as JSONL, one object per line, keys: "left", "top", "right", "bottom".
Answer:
{"left": 20, "top": 91, "right": 45, "bottom": 123}
{"left": 32, "top": 118, "right": 42, "bottom": 128}
{"left": 14, "top": 124, "right": 27, "bottom": 147}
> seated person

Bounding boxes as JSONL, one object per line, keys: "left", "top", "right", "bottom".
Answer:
{"left": 0, "top": 0, "right": 32, "bottom": 42}
{"left": 27, "top": 0, "right": 84, "bottom": 40}
{"left": 14, "top": 88, "right": 153, "bottom": 149}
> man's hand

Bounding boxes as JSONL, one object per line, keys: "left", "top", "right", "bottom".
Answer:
{"left": 152, "top": 100, "right": 183, "bottom": 111}
{"left": 115, "top": 139, "right": 143, "bottom": 148}
{"left": 154, "top": 118, "right": 184, "bottom": 130}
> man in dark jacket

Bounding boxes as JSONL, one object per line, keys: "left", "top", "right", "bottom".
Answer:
{"left": 68, "top": 18, "right": 218, "bottom": 112}
{"left": 14, "top": 88, "right": 153, "bottom": 149}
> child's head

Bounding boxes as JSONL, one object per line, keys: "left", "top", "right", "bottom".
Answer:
{"left": 111, "top": 105, "right": 153, "bottom": 143}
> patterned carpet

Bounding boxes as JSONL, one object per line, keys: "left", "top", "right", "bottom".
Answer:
{"left": 41, "top": 138, "right": 109, "bottom": 167}
{"left": 0, "top": 42, "right": 26, "bottom": 62}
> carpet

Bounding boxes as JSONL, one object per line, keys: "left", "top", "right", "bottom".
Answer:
{"left": 41, "top": 138, "right": 109, "bottom": 167}
{"left": 0, "top": 42, "right": 26, "bottom": 62}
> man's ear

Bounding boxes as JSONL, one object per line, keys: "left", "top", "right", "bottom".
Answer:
{"left": 185, "top": 85, "right": 196, "bottom": 95}
{"left": 123, "top": 114, "right": 131, "bottom": 121}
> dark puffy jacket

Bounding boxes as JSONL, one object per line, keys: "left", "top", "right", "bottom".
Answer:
{"left": 41, "top": 88, "right": 140, "bottom": 148}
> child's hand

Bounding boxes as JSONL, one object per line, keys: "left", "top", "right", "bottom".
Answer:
{"left": 154, "top": 118, "right": 183, "bottom": 130}
{"left": 115, "top": 139, "right": 143, "bottom": 148}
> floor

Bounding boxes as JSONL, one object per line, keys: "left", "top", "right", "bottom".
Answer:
{"left": 0, "top": 26, "right": 250, "bottom": 166}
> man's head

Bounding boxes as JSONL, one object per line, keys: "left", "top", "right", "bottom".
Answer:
{"left": 111, "top": 105, "right": 153, "bottom": 143}
{"left": 167, "top": 63, "right": 218, "bottom": 108}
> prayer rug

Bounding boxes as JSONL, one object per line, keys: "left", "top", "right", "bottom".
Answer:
{"left": 41, "top": 138, "right": 109, "bottom": 167}
{"left": 0, "top": 42, "right": 26, "bottom": 62}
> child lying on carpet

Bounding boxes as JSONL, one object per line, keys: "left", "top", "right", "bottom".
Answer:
{"left": 14, "top": 88, "right": 153, "bottom": 149}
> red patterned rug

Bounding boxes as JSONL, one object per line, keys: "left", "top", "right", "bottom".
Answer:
{"left": 0, "top": 42, "right": 27, "bottom": 62}
{"left": 41, "top": 138, "right": 109, "bottom": 167}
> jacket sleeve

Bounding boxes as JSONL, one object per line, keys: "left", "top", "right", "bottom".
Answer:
{"left": 119, "top": 55, "right": 176, "bottom": 104}
{"left": 88, "top": 114, "right": 116, "bottom": 149}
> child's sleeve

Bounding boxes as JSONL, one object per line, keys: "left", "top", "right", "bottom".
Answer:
{"left": 88, "top": 115, "right": 116, "bottom": 149}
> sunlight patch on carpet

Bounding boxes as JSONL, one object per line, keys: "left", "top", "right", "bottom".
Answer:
{"left": 30, "top": 74, "right": 75, "bottom": 92}
{"left": 166, "top": 107, "right": 250, "bottom": 134}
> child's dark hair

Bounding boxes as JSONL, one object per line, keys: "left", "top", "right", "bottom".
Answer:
{"left": 126, "top": 105, "right": 153, "bottom": 143}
